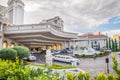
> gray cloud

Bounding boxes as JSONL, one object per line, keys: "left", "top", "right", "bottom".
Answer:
{"left": 0, "top": 0, "right": 120, "bottom": 33}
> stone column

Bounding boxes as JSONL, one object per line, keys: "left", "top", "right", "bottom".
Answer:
{"left": 45, "top": 49, "right": 52, "bottom": 66}
{"left": 0, "top": 23, "right": 3, "bottom": 49}
{"left": 62, "top": 41, "right": 66, "bottom": 49}
{"left": 7, "top": 41, "right": 11, "bottom": 48}
{"left": 68, "top": 41, "right": 70, "bottom": 49}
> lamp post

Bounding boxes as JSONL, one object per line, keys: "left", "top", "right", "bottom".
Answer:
{"left": 105, "top": 57, "right": 109, "bottom": 74}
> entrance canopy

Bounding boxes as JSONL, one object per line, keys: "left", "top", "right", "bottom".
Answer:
{"left": 3, "top": 23, "right": 77, "bottom": 47}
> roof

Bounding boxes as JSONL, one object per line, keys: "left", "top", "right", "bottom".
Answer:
{"left": 45, "top": 16, "right": 63, "bottom": 22}
{"left": 78, "top": 33, "right": 107, "bottom": 39}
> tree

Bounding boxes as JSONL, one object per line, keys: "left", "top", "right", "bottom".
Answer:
{"left": 106, "top": 38, "right": 109, "bottom": 49}
{"left": 112, "top": 39, "right": 115, "bottom": 51}
{"left": 114, "top": 39, "right": 118, "bottom": 51}
{"left": 109, "top": 38, "right": 111, "bottom": 49}
{"left": 119, "top": 41, "right": 120, "bottom": 50}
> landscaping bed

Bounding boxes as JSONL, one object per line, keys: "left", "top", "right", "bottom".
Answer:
{"left": 0, "top": 55, "right": 119, "bottom": 80}
{"left": 30, "top": 63, "right": 77, "bottom": 69}
{"left": 74, "top": 51, "right": 110, "bottom": 58}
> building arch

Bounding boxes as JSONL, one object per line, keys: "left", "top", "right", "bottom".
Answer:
{"left": 3, "top": 40, "right": 8, "bottom": 48}
{"left": 10, "top": 42, "right": 15, "bottom": 47}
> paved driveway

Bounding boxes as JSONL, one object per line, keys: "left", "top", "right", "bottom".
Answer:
{"left": 32, "top": 52, "right": 120, "bottom": 77}
{"left": 78, "top": 53, "right": 115, "bottom": 77}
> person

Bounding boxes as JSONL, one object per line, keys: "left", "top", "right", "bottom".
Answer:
{"left": 93, "top": 53, "right": 96, "bottom": 59}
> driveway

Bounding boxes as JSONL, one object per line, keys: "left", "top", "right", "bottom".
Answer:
{"left": 32, "top": 52, "right": 120, "bottom": 77}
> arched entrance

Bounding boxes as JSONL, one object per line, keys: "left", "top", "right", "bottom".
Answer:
{"left": 11, "top": 42, "right": 15, "bottom": 47}
{"left": 3, "top": 40, "right": 8, "bottom": 48}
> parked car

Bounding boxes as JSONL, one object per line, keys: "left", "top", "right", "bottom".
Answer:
{"left": 28, "top": 54, "right": 37, "bottom": 61}
{"left": 23, "top": 54, "right": 37, "bottom": 61}
{"left": 66, "top": 49, "right": 73, "bottom": 54}
{"left": 52, "top": 55, "right": 80, "bottom": 64}
{"left": 51, "top": 50, "right": 56, "bottom": 55}
{"left": 60, "top": 49, "right": 73, "bottom": 54}
{"left": 60, "top": 49, "right": 67, "bottom": 53}
{"left": 54, "top": 50, "right": 61, "bottom": 54}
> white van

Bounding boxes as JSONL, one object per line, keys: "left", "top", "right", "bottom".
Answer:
{"left": 53, "top": 55, "right": 80, "bottom": 64}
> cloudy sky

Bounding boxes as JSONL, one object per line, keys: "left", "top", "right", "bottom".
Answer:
{"left": 0, "top": 0, "right": 120, "bottom": 36}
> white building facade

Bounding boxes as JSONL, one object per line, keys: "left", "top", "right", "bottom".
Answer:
{"left": 0, "top": 0, "right": 107, "bottom": 51}
{"left": 0, "top": 0, "right": 77, "bottom": 50}
{"left": 70, "top": 33, "right": 107, "bottom": 50}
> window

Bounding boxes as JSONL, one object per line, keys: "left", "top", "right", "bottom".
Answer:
{"left": 55, "top": 20, "right": 57, "bottom": 24}
{"left": 95, "top": 41, "right": 97, "bottom": 44}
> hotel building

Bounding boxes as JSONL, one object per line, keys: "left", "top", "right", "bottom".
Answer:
{"left": 0, "top": 0, "right": 77, "bottom": 50}
{"left": 0, "top": 0, "right": 107, "bottom": 51}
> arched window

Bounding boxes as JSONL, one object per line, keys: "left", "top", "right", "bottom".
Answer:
{"left": 3, "top": 41, "right": 8, "bottom": 48}
{"left": 11, "top": 42, "right": 15, "bottom": 47}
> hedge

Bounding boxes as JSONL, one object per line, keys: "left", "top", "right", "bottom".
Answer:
{"left": 0, "top": 48, "right": 17, "bottom": 60}
{"left": 13, "top": 46, "right": 30, "bottom": 59}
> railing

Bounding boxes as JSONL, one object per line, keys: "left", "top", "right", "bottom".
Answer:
{"left": 3, "top": 24, "right": 49, "bottom": 31}
{"left": 3, "top": 23, "right": 77, "bottom": 38}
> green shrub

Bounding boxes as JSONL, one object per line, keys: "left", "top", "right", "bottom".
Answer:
{"left": 108, "top": 74, "right": 116, "bottom": 80}
{"left": 95, "top": 73, "right": 108, "bottom": 80}
{"left": 0, "top": 58, "right": 61, "bottom": 80}
{"left": 75, "top": 54, "right": 93, "bottom": 58}
{"left": 80, "top": 47, "right": 87, "bottom": 50}
{"left": 13, "top": 46, "right": 30, "bottom": 58}
{"left": 0, "top": 48, "right": 17, "bottom": 60}
{"left": 67, "top": 72, "right": 76, "bottom": 80}
{"left": 52, "top": 64, "right": 77, "bottom": 69}
{"left": 84, "top": 72, "right": 90, "bottom": 80}
{"left": 78, "top": 71, "right": 84, "bottom": 80}
{"left": 112, "top": 55, "right": 120, "bottom": 79}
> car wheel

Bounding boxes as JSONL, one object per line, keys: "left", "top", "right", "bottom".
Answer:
{"left": 27, "top": 58, "right": 30, "bottom": 61}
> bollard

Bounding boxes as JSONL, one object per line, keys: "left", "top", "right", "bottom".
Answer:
{"left": 105, "top": 57, "right": 109, "bottom": 74}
